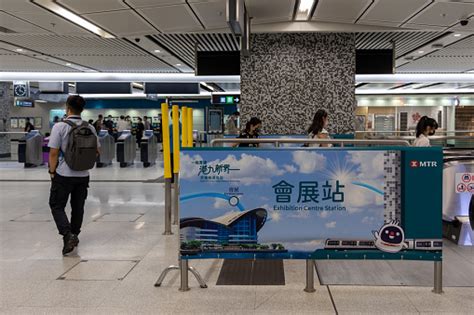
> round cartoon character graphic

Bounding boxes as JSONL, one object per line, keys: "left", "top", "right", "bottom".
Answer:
{"left": 373, "top": 220, "right": 408, "bottom": 253}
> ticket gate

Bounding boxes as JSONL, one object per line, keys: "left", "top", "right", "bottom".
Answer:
{"left": 140, "top": 130, "right": 158, "bottom": 168}
{"left": 96, "top": 130, "right": 115, "bottom": 168}
{"left": 18, "top": 130, "right": 43, "bottom": 167}
{"left": 442, "top": 149, "right": 474, "bottom": 245}
{"left": 116, "top": 130, "right": 136, "bottom": 168}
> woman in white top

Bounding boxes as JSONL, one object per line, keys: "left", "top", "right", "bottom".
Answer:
{"left": 307, "top": 109, "right": 331, "bottom": 147}
{"left": 413, "top": 116, "right": 437, "bottom": 147}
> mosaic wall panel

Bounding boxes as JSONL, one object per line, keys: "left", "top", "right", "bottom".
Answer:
{"left": 240, "top": 33, "right": 356, "bottom": 134}
{"left": 0, "top": 82, "right": 12, "bottom": 156}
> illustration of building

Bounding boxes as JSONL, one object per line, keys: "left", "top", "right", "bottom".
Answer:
{"left": 383, "top": 150, "right": 401, "bottom": 221}
{"left": 180, "top": 208, "right": 267, "bottom": 245}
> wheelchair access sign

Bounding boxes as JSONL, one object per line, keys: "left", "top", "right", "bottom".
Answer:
{"left": 455, "top": 173, "right": 474, "bottom": 193}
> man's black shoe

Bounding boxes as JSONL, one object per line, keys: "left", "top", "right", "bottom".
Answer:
{"left": 62, "top": 233, "right": 75, "bottom": 255}
{"left": 71, "top": 234, "right": 79, "bottom": 247}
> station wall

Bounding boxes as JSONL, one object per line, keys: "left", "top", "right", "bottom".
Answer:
{"left": 0, "top": 82, "right": 13, "bottom": 157}
{"left": 240, "top": 33, "right": 356, "bottom": 134}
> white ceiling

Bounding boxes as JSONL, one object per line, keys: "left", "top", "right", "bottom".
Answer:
{"left": 0, "top": 0, "right": 472, "bottom": 75}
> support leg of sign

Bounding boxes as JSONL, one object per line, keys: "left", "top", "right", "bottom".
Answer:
{"left": 189, "top": 265, "right": 208, "bottom": 288}
{"left": 432, "top": 261, "right": 443, "bottom": 294}
{"left": 179, "top": 259, "right": 190, "bottom": 292}
{"left": 172, "top": 173, "right": 179, "bottom": 225}
{"left": 163, "top": 178, "right": 173, "bottom": 235}
{"left": 154, "top": 259, "right": 207, "bottom": 290}
{"left": 154, "top": 265, "right": 179, "bottom": 287}
{"left": 304, "top": 259, "right": 316, "bottom": 293}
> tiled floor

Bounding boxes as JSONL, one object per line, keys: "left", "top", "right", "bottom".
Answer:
{"left": 0, "top": 163, "right": 473, "bottom": 314}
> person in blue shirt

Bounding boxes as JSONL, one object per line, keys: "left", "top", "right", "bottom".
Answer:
{"left": 48, "top": 95, "right": 100, "bottom": 255}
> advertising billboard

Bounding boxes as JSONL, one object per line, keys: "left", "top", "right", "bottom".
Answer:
{"left": 179, "top": 148, "right": 443, "bottom": 261}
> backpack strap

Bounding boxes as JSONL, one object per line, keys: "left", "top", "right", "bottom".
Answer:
{"left": 64, "top": 120, "right": 77, "bottom": 129}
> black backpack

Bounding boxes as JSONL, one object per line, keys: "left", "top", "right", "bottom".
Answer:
{"left": 64, "top": 120, "right": 97, "bottom": 171}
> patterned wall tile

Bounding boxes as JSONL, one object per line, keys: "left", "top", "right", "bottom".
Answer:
{"left": 240, "top": 33, "right": 356, "bottom": 134}
{"left": 0, "top": 82, "right": 13, "bottom": 155}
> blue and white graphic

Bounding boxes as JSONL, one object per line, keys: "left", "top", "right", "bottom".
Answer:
{"left": 179, "top": 149, "right": 396, "bottom": 256}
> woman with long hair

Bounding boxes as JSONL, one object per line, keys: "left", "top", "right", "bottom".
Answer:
{"left": 235, "top": 117, "right": 262, "bottom": 147}
{"left": 413, "top": 116, "right": 437, "bottom": 147}
{"left": 307, "top": 109, "right": 330, "bottom": 147}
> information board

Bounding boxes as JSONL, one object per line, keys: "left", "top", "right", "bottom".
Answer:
{"left": 179, "top": 147, "right": 443, "bottom": 261}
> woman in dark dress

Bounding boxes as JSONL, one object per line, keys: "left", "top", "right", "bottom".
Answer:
{"left": 136, "top": 117, "right": 145, "bottom": 148}
{"left": 236, "top": 117, "right": 262, "bottom": 147}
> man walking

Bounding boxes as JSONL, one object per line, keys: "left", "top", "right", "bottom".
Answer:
{"left": 48, "top": 95, "right": 99, "bottom": 255}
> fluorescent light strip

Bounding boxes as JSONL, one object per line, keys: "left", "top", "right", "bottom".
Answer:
{"left": 0, "top": 72, "right": 240, "bottom": 83}
{"left": 200, "top": 82, "right": 215, "bottom": 91}
{"left": 33, "top": 0, "right": 114, "bottom": 38}
{"left": 356, "top": 74, "right": 474, "bottom": 83}
{"left": 79, "top": 92, "right": 212, "bottom": 99}
{"left": 295, "top": 0, "right": 316, "bottom": 21}
{"left": 356, "top": 88, "right": 474, "bottom": 95}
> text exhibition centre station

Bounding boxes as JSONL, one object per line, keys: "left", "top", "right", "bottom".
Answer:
{"left": 0, "top": 0, "right": 473, "bottom": 314}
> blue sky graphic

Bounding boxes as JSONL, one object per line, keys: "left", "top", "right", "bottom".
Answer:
{"left": 180, "top": 149, "right": 387, "bottom": 251}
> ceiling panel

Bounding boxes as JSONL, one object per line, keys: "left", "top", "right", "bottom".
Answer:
{"left": 189, "top": 0, "right": 227, "bottom": 30}
{"left": 0, "top": 49, "right": 79, "bottom": 71}
{"left": 126, "top": 0, "right": 186, "bottom": 8}
{"left": 150, "top": 33, "right": 239, "bottom": 67}
{"left": 84, "top": 10, "right": 156, "bottom": 36}
{"left": 0, "top": 11, "right": 50, "bottom": 34}
{"left": 356, "top": 31, "right": 444, "bottom": 57}
{"left": 60, "top": 55, "right": 176, "bottom": 72}
{"left": 0, "top": 34, "right": 177, "bottom": 72}
{"left": 0, "top": 0, "right": 42, "bottom": 13}
{"left": 138, "top": 4, "right": 203, "bottom": 32}
{"left": 10, "top": 12, "right": 91, "bottom": 35}
{"left": 245, "top": 0, "right": 295, "bottom": 24}
{"left": 313, "top": 0, "right": 372, "bottom": 23}
{"left": 408, "top": 2, "right": 474, "bottom": 27}
{"left": 359, "top": 0, "right": 431, "bottom": 25}
{"left": 58, "top": 0, "right": 127, "bottom": 14}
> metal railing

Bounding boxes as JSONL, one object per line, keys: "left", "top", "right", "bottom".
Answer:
{"left": 210, "top": 138, "right": 411, "bottom": 147}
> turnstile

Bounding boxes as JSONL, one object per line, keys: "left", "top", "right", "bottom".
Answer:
{"left": 140, "top": 130, "right": 158, "bottom": 168}
{"left": 96, "top": 130, "right": 115, "bottom": 168}
{"left": 442, "top": 149, "right": 474, "bottom": 245}
{"left": 116, "top": 130, "right": 136, "bottom": 168}
{"left": 18, "top": 130, "right": 43, "bottom": 167}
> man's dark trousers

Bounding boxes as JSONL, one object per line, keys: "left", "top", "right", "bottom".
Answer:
{"left": 49, "top": 174, "right": 89, "bottom": 236}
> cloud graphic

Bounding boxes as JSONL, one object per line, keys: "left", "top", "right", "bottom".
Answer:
{"left": 343, "top": 182, "right": 384, "bottom": 214}
{"left": 283, "top": 164, "right": 297, "bottom": 173}
{"left": 292, "top": 151, "right": 327, "bottom": 174}
{"left": 318, "top": 211, "right": 330, "bottom": 218}
{"left": 325, "top": 221, "right": 337, "bottom": 229}
{"left": 180, "top": 153, "right": 286, "bottom": 185}
{"left": 213, "top": 198, "right": 229, "bottom": 209}
{"left": 347, "top": 151, "right": 385, "bottom": 180}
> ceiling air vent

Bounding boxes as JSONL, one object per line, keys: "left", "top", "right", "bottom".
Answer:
{"left": 0, "top": 26, "right": 16, "bottom": 33}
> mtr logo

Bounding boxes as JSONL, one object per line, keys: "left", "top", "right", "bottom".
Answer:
{"left": 410, "top": 160, "right": 438, "bottom": 168}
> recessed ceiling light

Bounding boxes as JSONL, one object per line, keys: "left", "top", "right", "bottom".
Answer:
{"left": 454, "top": 33, "right": 462, "bottom": 37}
{"left": 176, "top": 63, "right": 182, "bottom": 66}
{"left": 154, "top": 49, "right": 161, "bottom": 53}
{"left": 15, "top": 48, "right": 23, "bottom": 52}
{"left": 66, "top": 63, "right": 71, "bottom": 66}
{"left": 32, "top": 0, "right": 114, "bottom": 38}
{"left": 295, "top": 0, "right": 316, "bottom": 21}
{"left": 418, "top": 50, "right": 425, "bottom": 54}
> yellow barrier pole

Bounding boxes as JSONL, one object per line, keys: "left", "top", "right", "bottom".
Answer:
{"left": 181, "top": 106, "right": 188, "bottom": 148}
{"left": 161, "top": 102, "right": 172, "bottom": 235}
{"left": 187, "top": 107, "right": 193, "bottom": 147}
{"left": 172, "top": 105, "right": 180, "bottom": 225}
